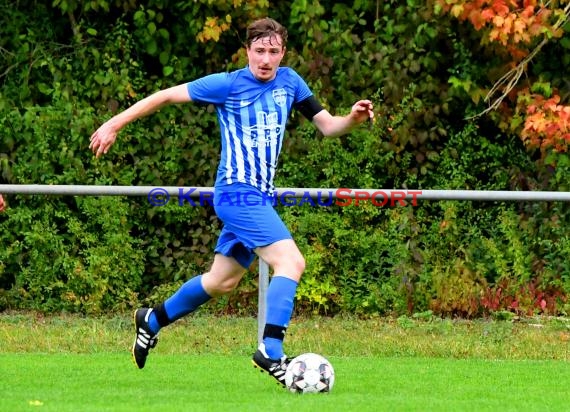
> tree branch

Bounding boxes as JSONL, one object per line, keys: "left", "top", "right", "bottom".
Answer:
{"left": 469, "top": 2, "right": 570, "bottom": 120}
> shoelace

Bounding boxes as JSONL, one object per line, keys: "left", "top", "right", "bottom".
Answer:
{"left": 269, "top": 360, "right": 287, "bottom": 381}
{"left": 148, "top": 336, "right": 158, "bottom": 348}
{"left": 136, "top": 328, "right": 158, "bottom": 349}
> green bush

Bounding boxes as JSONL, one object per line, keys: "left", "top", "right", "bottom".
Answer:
{"left": 1, "top": 1, "right": 569, "bottom": 317}
{"left": 0, "top": 196, "right": 143, "bottom": 314}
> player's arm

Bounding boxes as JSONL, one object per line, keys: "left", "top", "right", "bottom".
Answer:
{"left": 89, "top": 84, "right": 191, "bottom": 158}
{"left": 0, "top": 194, "right": 5, "bottom": 212}
{"left": 311, "top": 100, "right": 374, "bottom": 137}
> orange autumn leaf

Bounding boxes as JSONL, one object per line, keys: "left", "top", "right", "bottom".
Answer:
{"left": 481, "top": 8, "right": 495, "bottom": 21}
{"left": 492, "top": 0, "right": 510, "bottom": 16}
{"left": 436, "top": 0, "right": 559, "bottom": 47}
{"left": 521, "top": 93, "right": 570, "bottom": 153}
{"left": 513, "top": 19, "right": 527, "bottom": 34}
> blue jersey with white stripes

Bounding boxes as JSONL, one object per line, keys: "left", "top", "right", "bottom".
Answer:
{"left": 187, "top": 66, "right": 313, "bottom": 194}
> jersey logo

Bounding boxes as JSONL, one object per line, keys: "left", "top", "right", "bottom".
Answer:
{"left": 272, "top": 88, "right": 287, "bottom": 107}
{"left": 243, "top": 111, "right": 282, "bottom": 148}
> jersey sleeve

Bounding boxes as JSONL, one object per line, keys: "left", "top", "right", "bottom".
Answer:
{"left": 187, "top": 73, "right": 232, "bottom": 104}
{"left": 290, "top": 69, "right": 314, "bottom": 104}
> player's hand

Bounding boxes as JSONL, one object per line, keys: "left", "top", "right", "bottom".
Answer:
{"left": 350, "top": 100, "right": 374, "bottom": 126}
{"left": 89, "top": 121, "right": 118, "bottom": 158}
{"left": 0, "top": 194, "right": 5, "bottom": 212}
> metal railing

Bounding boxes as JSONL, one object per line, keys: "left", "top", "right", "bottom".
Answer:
{"left": 2, "top": 184, "right": 570, "bottom": 342}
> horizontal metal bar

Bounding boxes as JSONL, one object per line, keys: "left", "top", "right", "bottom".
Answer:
{"left": 1, "top": 184, "right": 570, "bottom": 201}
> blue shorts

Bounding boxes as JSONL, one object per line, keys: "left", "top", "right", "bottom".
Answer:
{"left": 213, "top": 183, "right": 292, "bottom": 269}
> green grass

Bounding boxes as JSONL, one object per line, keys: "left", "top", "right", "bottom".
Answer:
{"left": 1, "top": 312, "right": 570, "bottom": 411}
{"left": 2, "top": 354, "right": 569, "bottom": 412}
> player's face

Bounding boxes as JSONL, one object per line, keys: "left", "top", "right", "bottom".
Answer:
{"left": 246, "top": 34, "right": 285, "bottom": 82}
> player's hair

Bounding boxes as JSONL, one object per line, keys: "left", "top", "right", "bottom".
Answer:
{"left": 246, "top": 17, "right": 288, "bottom": 49}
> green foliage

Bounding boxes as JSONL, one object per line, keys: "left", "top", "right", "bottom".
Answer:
{"left": 0, "top": 196, "right": 143, "bottom": 314}
{"left": 1, "top": 0, "right": 569, "bottom": 317}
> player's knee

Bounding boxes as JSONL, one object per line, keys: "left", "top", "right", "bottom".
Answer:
{"left": 294, "top": 255, "right": 306, "bottom": 276}
{"left": 282, "top": 253, "right": 305, "bottom": 278}
{"left": 260, "top": 241, "right": 306, "bottom": 278}
{"left": 208, "top": 277, "right": 240, "bottom": 296}
{"left": 218, "top": 282, "right": 238, "bottom": 295}
{"left": 202, "top": 270, "right": 242, "bottom": 296}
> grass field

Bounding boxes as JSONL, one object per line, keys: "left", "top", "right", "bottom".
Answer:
{"left": 1, "top": 312, "right": 570, "bottom": 411}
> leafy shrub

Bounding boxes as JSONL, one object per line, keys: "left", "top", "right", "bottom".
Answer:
{"left": 1, "top": 1, "right": 569, "bottom": 317}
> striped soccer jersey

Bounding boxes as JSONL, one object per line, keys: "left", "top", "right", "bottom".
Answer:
{"left": 187, "top": 66, "right": 313, "bottom": 194}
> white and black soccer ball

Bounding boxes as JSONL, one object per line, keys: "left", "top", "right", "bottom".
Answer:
{"left": 284, "top": 353, "right": 335, "bottom": 393}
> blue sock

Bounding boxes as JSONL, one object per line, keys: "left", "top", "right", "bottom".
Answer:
{"left": 263, "top": 275, "right": 298, "bottom": 360}
{"left": 148, "top": 275, "right": 211, "bottom": 333}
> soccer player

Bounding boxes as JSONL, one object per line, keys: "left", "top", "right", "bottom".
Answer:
{"left": 89, "top": 17, "right": 373, "bottom": 386}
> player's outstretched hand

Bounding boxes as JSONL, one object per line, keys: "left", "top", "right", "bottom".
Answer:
{"left": 350, "top": 100, "right": 374, "bottom": 125}
{"left": 89, "top": 121, "right": 118, "bottom": 158}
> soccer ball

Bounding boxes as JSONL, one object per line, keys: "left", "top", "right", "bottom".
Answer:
{"left": 284, "top": 353, "right": 335, "bottom": 393}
